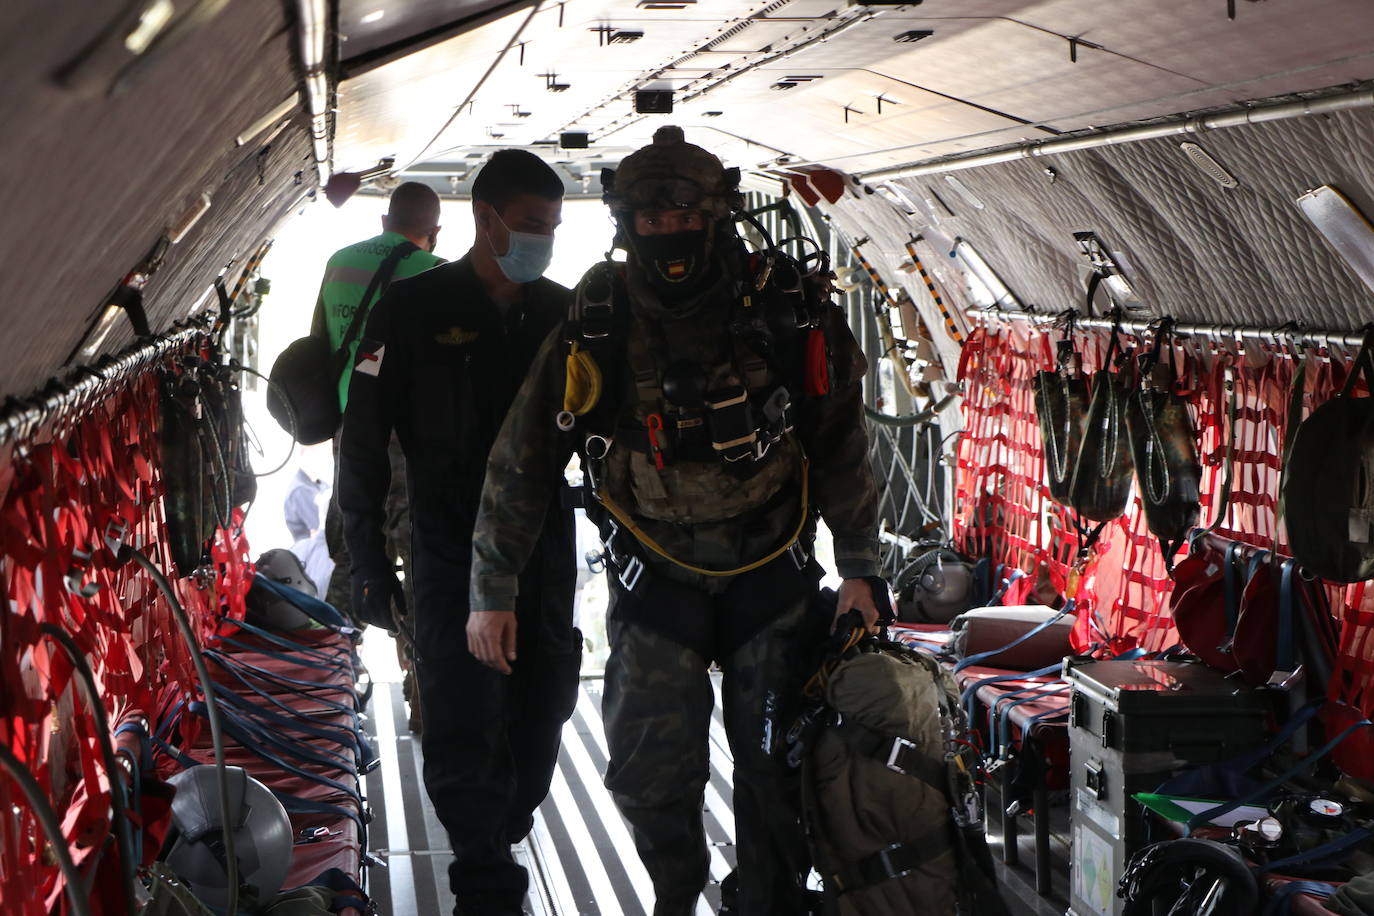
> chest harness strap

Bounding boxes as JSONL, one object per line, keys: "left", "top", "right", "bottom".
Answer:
{"left": 588, "top": 452, "right": 813, "bottom": 589}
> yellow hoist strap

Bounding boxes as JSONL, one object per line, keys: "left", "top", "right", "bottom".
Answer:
{"left": 595, "top": 459, "right": 811, "bottom": 578}
{"left": 563, "top": 343, "right": 604, "bottom": 416}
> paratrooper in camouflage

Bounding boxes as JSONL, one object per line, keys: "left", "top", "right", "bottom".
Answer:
{"left": 471, "top": 126, "right": 883, "bottom": 915}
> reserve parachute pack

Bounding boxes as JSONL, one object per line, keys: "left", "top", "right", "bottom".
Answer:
{"left": 789, "top": 610, "right": 1010, "bottom": 916}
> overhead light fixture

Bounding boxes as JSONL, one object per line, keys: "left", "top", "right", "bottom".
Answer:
{"left": 235, "top": 95, "right": 296, "bottom": 147}
{"left": 634, "top": 90, "right": 674, "bottom": 113}
{"left": 771, "top": 82, "right": 798, "bottom": 91}
{"left": 124, "top": 0, "right": 174, "bottom": 54}
{"left": 167, "top": 193, "right": 212, "bottom": 244}
{"left": 944, "top": 174, "right": 984, "bottom": 210}
{"left": 610, "top": 30, "right": 644, "bottom": 43}
{"left": 953, "top": 238, "right": 1021, "bottom": 310}
{"left": 703, "top": 111, "right": 723, "bottom": 117}
{"left": 560, "top": 132, "right": 590, "bottom": 149}
{"left": 1297, "top": 185, "right": 1374, "bottom": 296}
{"left": 637, "top": 0, "right": 694, "bottom": 8}
{"left": 508, "top": 104, "right": 532, "bottom": 118}
{"left": 1180, "top": 142, "right": 1239, "bottom": 189}
{"left": 360, "top": 9, "right": 385, "bottom": 24}
{"left": 893, "top": 29, "right": 933, "bottom": 42}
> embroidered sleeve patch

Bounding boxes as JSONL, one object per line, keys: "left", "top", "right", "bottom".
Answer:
{"left": 354, "top": 341, "right": 384, "bottom": 377}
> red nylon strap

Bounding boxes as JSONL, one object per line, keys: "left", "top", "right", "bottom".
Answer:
{"left": 0, "top": 351, "right": 265, "bottom": 916}
{"left": 954, "top": 326, "right": 1364, "bottom": 666}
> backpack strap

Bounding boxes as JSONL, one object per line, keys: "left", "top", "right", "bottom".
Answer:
{"left": 830, "top": 716, "right": 947, "bottom": 790}
{"left": 1338, "top": 326, "right": 1374, "bottom": 399}
{"left": 1202, "top": 362, "right": 1238, "bottom": 534}
{"left": 331, "top": 240, "right": 418, "bottom": 378}
{"left": 829, "top": 831, "right": 951, "bottom": 895}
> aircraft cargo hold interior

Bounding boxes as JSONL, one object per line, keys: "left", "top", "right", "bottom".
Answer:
{"left": 4, "top": 0, "right": 1374, "bottom": 914}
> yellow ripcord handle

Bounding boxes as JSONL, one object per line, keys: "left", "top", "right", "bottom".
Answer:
{"left": 595, "top": 459, "right": 811, "bottom": 578}
{"left": 563, "top": 343, "right": 603, "bottom": 416}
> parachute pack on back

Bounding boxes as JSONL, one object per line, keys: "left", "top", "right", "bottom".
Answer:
{"left": 1283, "top": 330, "right": 1374, "bottom": 584}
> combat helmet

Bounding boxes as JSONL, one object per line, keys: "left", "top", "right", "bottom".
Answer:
{"left": 601, "top": 125, "right": 742, "bottom": 219}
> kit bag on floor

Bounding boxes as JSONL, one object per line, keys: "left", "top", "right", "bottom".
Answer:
{"left": 1283, "top": 327, "right": 1374, "bottom": 584}
{"left": 792, "top": 611, "right": 1009, "bottom": 916}
{"left": 267, "top": 241, "right": 417, "bottom": 445}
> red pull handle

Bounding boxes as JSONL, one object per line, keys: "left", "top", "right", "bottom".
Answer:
{"left": 646, "top": 413, "right": 666, "bottom": 470}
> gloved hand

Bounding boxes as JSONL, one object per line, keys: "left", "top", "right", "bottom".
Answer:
{"left": 353, "top": 570, "right": 405, "bottom": 631}
{"left": 833, "top": 576, "right": 886, "bottom": 633}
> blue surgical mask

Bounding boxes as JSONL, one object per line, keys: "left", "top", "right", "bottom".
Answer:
{"left": 489, "top": 212, "right": 554, "bottom": 283}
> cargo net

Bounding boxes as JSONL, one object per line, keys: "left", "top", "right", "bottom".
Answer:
{"left": 0, "top": 355, "right": 253, "bottom": 914}
{"left": 953, "top": 323, "right": 1368, "bottom": 684}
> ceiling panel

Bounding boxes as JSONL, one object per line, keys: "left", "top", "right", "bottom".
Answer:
{"left": 1012, "top": 0, "right": 1374, "bottom": 90}
{"left": 335, "top": 0, "right": 1374, "bottom": 183}
{"left": 340, "top": 0, "right": 520, "bottom": 63}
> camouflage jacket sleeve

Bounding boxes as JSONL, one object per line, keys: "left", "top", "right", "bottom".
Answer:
{"left": 471, "top": 325, "right": 575, "bottom": 610}
{"left": 797, "top": 305, "right": 881, "bottom": 579}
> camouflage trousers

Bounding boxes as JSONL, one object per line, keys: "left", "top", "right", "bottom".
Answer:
{"left": 603, "top": 585, "right": 816, "bottom": 916}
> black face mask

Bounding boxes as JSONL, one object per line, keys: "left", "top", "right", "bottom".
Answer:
{"left": 631, "top": 230, "right": 712, "bottom": 298}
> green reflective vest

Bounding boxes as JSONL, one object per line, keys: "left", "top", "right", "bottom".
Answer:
{"left": 310, "top": 231, "right": 444, "bottom": 410}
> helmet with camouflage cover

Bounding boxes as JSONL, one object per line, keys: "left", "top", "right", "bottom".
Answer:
{"left": 601, "top": 125, "right": 742, "bottom": 219}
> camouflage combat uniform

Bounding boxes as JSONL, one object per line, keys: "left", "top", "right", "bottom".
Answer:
{"left": 472, "top": 127, "right": 880, "bottom": 915}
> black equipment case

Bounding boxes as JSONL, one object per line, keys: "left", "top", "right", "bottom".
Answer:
{"left": 1065, "top": 659, "right": 1272, "bottom": 916}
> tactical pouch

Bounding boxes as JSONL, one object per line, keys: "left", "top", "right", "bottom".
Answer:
{"left": 159, "top": 371, "right": 215, "bottom": 577}
{"left": 1032, "top": 341, "right": 1089, "bottom": 505}
{"left": 1068, "top": 367, "right": 1136, "bottom": 522}
{"left": 160, "top": 362, "right": 257, "bottom": 575}
{"left": 666, "top": 407, "right": 709, "bottom": 460}
{"left": 1126, "top": 385, "right": 1201, "bottom": 561}
{"left": 706, "top": 385, "right": 756, "bottom": 461}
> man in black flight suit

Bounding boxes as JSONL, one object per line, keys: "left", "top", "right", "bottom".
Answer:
{"left": 338, "top": 151, "right": 581, "bottom": 916}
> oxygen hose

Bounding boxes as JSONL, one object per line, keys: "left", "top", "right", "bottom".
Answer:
{"left": 38, "top": 624, "right": 139, "bottom": 916}
{"left": 122, "top": 547, "right": 240, "bottom": 916}
{"left": 0, "top": 742, "right": 95, "bottom": 916}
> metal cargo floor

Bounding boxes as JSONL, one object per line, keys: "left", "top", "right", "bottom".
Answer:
{"left": 363, "top": 675, "right": 733, "bottom": 916}
{"left": 361, "top": 664, "right": 1067, "bottom": 916}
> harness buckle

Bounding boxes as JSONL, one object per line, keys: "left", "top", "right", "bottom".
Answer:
{"left": 871, "top": 843, "right": 918, "bottom": 882}
{"left": 619, "top": 554, "right": 645, "bottom": 592}
{"left": 787, "top": 538, "right": 811, "bottom": 570}
{"left": 585, "top": 434, "right": 612, "bottom": 460}
{"left": 885, "top": 736, "right": 916, "bottom": 775}
{"left": 585, "top": 434, "right": 612, "bottom": 493}
{"left": 581, "top": 300, "right": 614, "bottom": 339}
{"left": 103, "top": 517, "right": 129, "bottom": 558}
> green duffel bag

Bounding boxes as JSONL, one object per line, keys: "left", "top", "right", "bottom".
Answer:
{"left": 793, "top": 615, "right": 1010, "bottom": 916}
